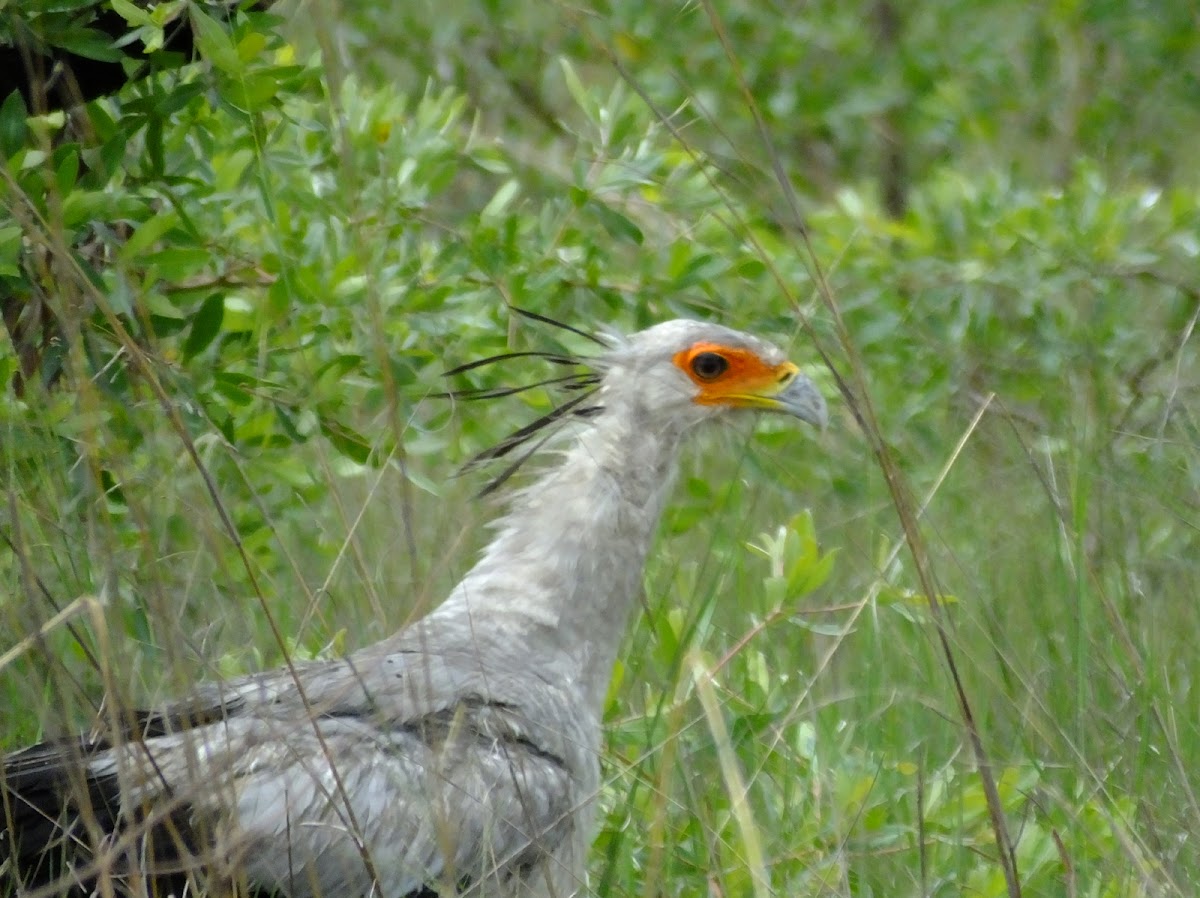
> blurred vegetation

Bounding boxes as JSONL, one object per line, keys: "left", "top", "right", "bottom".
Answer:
{"left": 2, "top": 0, "right": 1198, "bottom": 896}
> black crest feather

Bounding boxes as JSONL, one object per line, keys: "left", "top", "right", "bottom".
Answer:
{"left": 444, "top": 315, "right": 611, "bottom": 496}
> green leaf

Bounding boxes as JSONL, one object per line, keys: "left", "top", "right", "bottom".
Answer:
{"left": 482, "top": 179, "right": 520, "bottom": 220}
{"left": 590, "top": 202, "right": 643, "bottom": 245}
{"left": 55, "top": 26, "right": 125, "bottom": 62}
{"left": 791, "top": 547, "right": 837, "bottom": 595}
{"left": 314, "top": 354, "right": 364, "bottom": 388}
{"left": 60, "top": 189, "right": 109, "bottom": 228}
{"left": 54, "top": 143, "right": 80, "bottom": 195}
{"left": 237, "top": 31, "right": 268, "bottom": 63}
{"left": 320, "top": 418, "right": 373, "bottom": 465}
{"left": 790, "top": 619, "right": 849, "bottom": 637}
{"left": 150, "top": 1, "right": 189, "bottom": 27}
{"left": 0, "top": 225, "right": 22, "bottom": 277}
{"left": 236, "top": 412, "right": 292, "bottom": 450}
{"left": 121, "top": 211, "right": 180, "bottom": 260}
{"left": 142, "top": 247, "right": 211, "bottom": 281}
{"left": 220, "top": 71, "right": 281, "bottom": 112}
{"left": 97, "top": 129, "right": 129, "bottom": 181}
{"left": 273, "top": 405, "right": 304, "bottom": 444}
{"left": 110, "top": 0, "right": 154, "bottom": 27}
{"left": 0, "top": 90, "right": 28, "bottom": 159}
{"left": 220, "top": 296, "right": 257, "bottom": 333}
{"left": 558, "top": 57, "right": 598, "bottom": 125}
{"left": 189, "top": 7, "right": 241, "bottom": 74}
{"left": 146, "top": 115, "right": 164, "bottom": 177}
{"left": 213, "top": 371, "right": 262, "bottom": 407}
{"left": 182, "top": 293, "right": 225, "bottom": 360}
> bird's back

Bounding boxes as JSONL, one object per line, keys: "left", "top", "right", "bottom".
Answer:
{"left": 2, "top": 631, "right": 597, "bottom": 898}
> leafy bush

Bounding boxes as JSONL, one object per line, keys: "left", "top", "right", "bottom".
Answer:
{"left": 2, "top": 2, "right": 1198, "bottom": 896}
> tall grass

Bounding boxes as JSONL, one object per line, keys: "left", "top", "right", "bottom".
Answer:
{"left": 3, "top": 2, "right": 1198, "bottom": 896}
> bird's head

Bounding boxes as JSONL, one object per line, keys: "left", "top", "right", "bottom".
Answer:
{"left": 449, "top": 316, "right": 826, "bottom": 496}
{"left": 606, "top": 319, "right": 827, "bottom": 432}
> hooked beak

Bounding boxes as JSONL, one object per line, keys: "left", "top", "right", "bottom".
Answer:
{"left": 746, "top": 363, "right": 828, "bottom": 429}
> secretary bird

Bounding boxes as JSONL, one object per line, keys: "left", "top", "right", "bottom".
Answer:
{"left": 0, "top": 318, "right": 826, "bottom": 898}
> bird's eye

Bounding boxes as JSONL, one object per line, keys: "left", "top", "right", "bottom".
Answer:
{"left": 690, "top": 351, "right": 729, "bottom": 381}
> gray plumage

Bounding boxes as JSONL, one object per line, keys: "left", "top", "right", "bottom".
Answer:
{"left": 1, "top": 319, "right": 826, "bottom": 898}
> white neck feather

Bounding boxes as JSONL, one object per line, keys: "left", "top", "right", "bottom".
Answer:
{"left": 432, "top": 389, "right": 690, "bottom": 713}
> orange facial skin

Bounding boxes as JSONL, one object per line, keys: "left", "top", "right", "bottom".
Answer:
{"left": 672, "top": 342, "right": 801, "bottom": 410}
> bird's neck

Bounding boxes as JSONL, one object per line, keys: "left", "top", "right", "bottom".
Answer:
{"left": 437, "top": 401, "right": 687, "bottom": 713}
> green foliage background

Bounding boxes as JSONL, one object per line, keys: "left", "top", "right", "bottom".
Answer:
{"left": 2, "top": 1, "right": 1199, "bottom": 895}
